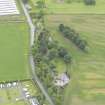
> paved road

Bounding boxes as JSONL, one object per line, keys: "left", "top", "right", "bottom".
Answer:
{"left": 20, "top": 1, "right": 55, "bottom": 105}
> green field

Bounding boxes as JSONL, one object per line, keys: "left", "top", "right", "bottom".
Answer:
{"left": 45, "top": 14, "right": 105, "bottom": 105}
{"left": 0, "top": 22, "right": 30, "bottom": 81}
{"left": 30, "top": 0, "right": 105, "bottom": 14}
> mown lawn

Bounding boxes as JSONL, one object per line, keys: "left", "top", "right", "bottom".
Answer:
{"left": 0, "top": 22, "right": 30, "bottom": 81}
{"left": 45, "top": 14, "right": 105, "bottom": 105}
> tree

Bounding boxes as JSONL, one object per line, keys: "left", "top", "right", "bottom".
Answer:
{"left": 66, "top": 0, "right": 73, "bottom": 3}
{"left": 58, "top": 24, "right": 88, "bottom": 52}
{"left": 58, "top": 47, "right": 67, "bottom": 58}
{"left": 59, "top": 24, "right": 65, "bottom": 32}
{"left": 62, "top": 27, "right": 71, "bottom": 38}
{"left": 49, "top": 63, "right": 57, "bottom": 76}
{"left": 64, "top": 54, "right": 72, "bottom": 64}
{"left": 68, "top": 31, "right": 74, "bottom": 40}
{"left": 49, "top": 63, "right": 56, "bottom": 71}
{"left": 48, "top": 49, "right": 57, "bottom": 60}
{"left": 39, "top": 39, "right": 48, "bottom": 54}
{"left": 23, "top": 0, "right": 28, "bottom": 4}
{"left": 36, "top": 67, "right": 42, "bottom": 77}
{"left": 38, "top": 29, "right": 50, "bottom": 54}
{"left": 72, "top": 33, "right": 80, "bottom": 44}
{"left": 36, "top": 1, "right": 45, "bottom": 9}
{"left": 35, "top": 10, "right": 44, "bottom": 19}
{"left": 78, "top": 40, "right": 87, "bottom": 51}
{"left": 64, "top": 54, "right": 72, "bottom": 73}
{"left": 34, "top": 53, "right": 42, "bottom": 63}
{"left": 84, "top": 0, "right": 96, "bottom": 5}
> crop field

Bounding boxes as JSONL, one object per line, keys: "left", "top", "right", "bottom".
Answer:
{"left": 45, "top": 14, "right": 105, "bottom": 105}
{"left": 0, "top": 19, "right": 30, "bottom": 81}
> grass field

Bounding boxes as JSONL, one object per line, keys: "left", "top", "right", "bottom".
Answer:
{"left": 0, "top": 22, "right": 30, "bottom": 81}
{"left": 44, "top": 0, "right": 105, "bottom": 14}
{"left": 30, "top": 0, "right": 105, "bottom": 14}
{"left": 45, "top": 14, "right": 105, "bottom": 105}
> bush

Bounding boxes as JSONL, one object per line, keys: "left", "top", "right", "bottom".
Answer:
{"left": 84, "top": 0, "right": 96, "bottom": 5}
{"left": 58, "top": 47, "right": 68, "bottom": 57}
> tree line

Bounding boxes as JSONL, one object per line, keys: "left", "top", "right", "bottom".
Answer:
{"left": 66, "top": 0, "right": 96, "bottom": 5}
{"left": 59, "top": 24, "right": 88, "bottom": 51}
{"left": 84, "top": 0, "right": 96, "bottom": 5}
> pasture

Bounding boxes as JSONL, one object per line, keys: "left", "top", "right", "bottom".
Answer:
{"left": 45, "top": 14, "right": 105, "bottom": 105}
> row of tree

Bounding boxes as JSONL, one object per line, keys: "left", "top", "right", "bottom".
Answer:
{"left": 59, "top": 24, "right": 88, "bottom": 51}
{"left": 66, "top": 0, "right": 96, "bottom": 5}
{"left": 84, "top": 0, "right": 96, "bottom": 5}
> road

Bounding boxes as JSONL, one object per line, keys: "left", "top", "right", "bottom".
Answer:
{"left": 20, "top": 1, "right": 55, "bottom": 105}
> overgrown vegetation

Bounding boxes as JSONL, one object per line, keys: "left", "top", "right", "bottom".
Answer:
{"left": 32, "top": 28, "right": 72, "bottom": 105}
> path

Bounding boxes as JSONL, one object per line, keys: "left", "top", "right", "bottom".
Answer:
{"left": 20, "top": 1, "right": 55, "bottom": 105}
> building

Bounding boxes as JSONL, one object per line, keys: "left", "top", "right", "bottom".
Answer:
{"left": 54, "top": 73, "right": 70, "bottom": 87}
{"left": 0, "top": 0, "right": 19, "bottom": 16}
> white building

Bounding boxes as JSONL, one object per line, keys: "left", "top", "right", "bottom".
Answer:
{"left": 0, "top": 0, "right": 19, "bottom": 16}
{"left": 54, "top": 73, "right": 70, "bottom": 87}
